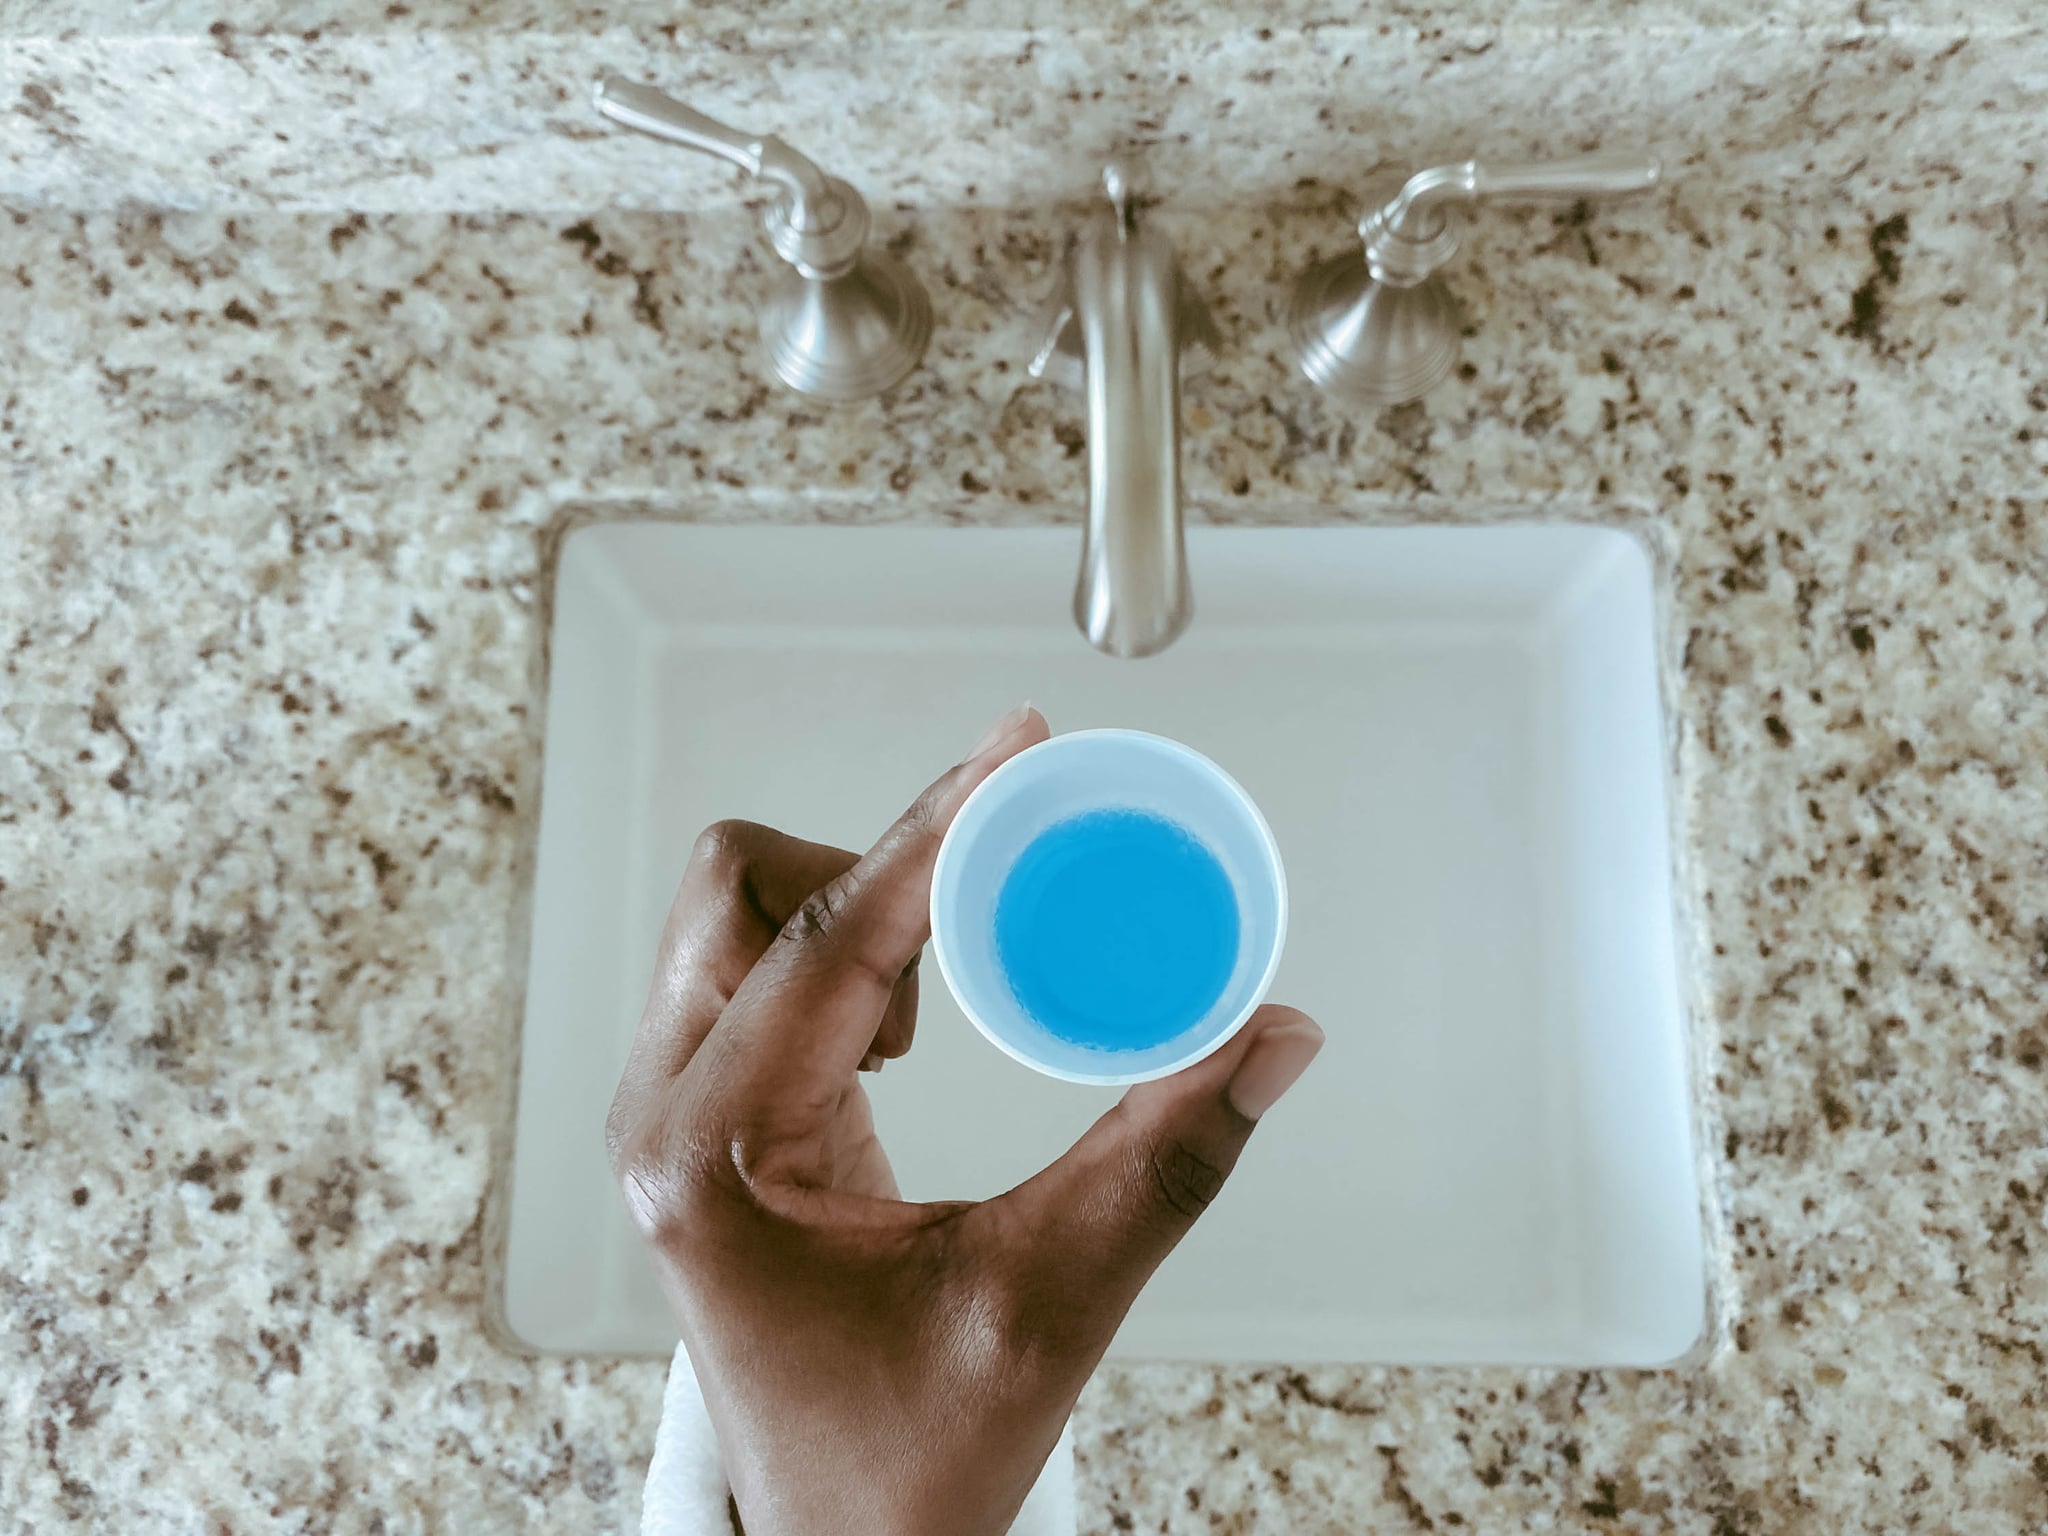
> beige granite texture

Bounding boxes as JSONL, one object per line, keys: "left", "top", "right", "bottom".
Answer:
{"left": 3, "top": 8, "right": 2048, "bottom": 1533}
{"left": 3, "top": 0, "right": 2038, "bottom": 31}
{"left": 2, "top": 16, "right": 2043, "bottom": 211}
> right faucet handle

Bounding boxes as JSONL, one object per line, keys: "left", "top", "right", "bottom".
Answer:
{"left": 1289, "top": 151, "right": 1661, "bottom": 405}
{"left": 1360, "top": 152, "right": 1662, "bottom": 283}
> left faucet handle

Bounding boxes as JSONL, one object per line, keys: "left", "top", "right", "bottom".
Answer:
{"left": 593, "top": 77, "right": 865, "bottom": 275}
{"left": 591, "top": 77, "right": 931, "bottom": 402}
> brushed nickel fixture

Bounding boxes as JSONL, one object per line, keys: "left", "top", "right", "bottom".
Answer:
{"left": 1030, "top": 166, "right": 1220, "bottom": 660}
{"left": 1289, "top": 153, "right": 1662, "bottom": 406}
{"left": 593, "top": 78, "right": 931, "bottom": 402}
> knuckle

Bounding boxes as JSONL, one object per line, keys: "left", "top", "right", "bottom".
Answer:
{"left": 935, "top": 1220, "right": 1069, "bottom": 1373}
{"left": 616, "top": 1153, "right": 680, "bottom": 1241}
{"left": 783, "top": 878, "right": 855, "bottom": 945}
{"left": 612, "top": 1118, "right": 732, "bottom": 1244}
{"left": 976, "top": 1259, "right": 1098, "bottom": 1373}
{"left": 1147, "top": 1137, "right": 1227, "bottom": 1223}
{"left": 987, "top": 1274, "right": 1072, "bottom": 1367}
{"left": 969, "top": 1281, "right": 1048, "bottom": 1375}
{"left": 899, "top": 784, "right": 948, "bottom": 840}
{"left": 689, "top": 820, "right": 761, "bottom": 881}
{"left": 602, "top": 1097, "right": 636, "bottom": 1179}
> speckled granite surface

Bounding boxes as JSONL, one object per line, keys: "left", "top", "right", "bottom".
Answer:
{"left": 3, "top": 16, "right": 2043, "bottom": 211}
{"left": 4, "top": 0, "right": 2036, "bottom": 29}
{"left": 3, "top": 36, "right": 2047, "bottom": 1536}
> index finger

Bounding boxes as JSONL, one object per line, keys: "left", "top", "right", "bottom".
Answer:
{"left": 699, "top": 706, "right": 1049, "bottom": 1116}
{"left": 607, "top": 822, "right": 857, "bottom": 1171}
{"left": 632, "top": 821, "right": 858, "bottom": 1079}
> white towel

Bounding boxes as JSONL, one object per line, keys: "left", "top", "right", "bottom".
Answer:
{"left": 642, "top": 1341, "right": 1075, "bottom": 1536}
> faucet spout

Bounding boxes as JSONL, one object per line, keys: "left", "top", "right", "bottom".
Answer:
{"left": 1032, "top": 173, "right": 1214, "bottom": 659}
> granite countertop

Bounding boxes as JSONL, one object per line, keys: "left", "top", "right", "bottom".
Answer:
{"left": 3, "top": 6, "right": 2046, "bottom": 1533}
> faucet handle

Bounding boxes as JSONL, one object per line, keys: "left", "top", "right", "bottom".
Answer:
{"left": 592, "top": 77, "right": 930, "bottom": 401}
{"left": 1288, "top": 151, "right": 1660, "bottom": 405}
{"left": 594, "top": 78, "right": 869, "bottom": 276}
{"left": 1360, "top": 152, "right": 1662, "bottom": 283}
{"left": 1381, "top": 153, "right": 1662, "bottom": 214}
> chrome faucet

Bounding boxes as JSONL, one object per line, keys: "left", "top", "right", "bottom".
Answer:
{"left": 1031, "top": 168, "right": 1218, "bottom": 659}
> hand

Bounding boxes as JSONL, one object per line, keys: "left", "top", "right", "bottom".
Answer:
{"left": 605, "top": 707, "right": 1324, "bottom": 1536}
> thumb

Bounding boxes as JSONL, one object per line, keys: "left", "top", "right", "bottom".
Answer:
{"left": 995, "top": 1005, "right": 1324, "bottom": 1346}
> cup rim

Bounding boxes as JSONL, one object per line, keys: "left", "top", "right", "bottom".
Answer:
{"left": 929, "top": 728, "right": 1289, "bottom": 1086}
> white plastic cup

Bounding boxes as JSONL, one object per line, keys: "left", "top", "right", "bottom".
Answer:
{"left": 930, "top": 729, "right": 1289, "bottom": 1086}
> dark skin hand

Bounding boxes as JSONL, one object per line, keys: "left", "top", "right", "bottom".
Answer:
{"left": 605, "top": 707, "right": 1325, "bottom": 1536}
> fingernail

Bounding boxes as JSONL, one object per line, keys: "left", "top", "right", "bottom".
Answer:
{"left": 859, "top": 1052, "right": 885, "bottom": 1074}
{"left": 964, "top": 703, "right": 1034, "bottom": 762}
{"left": 1227, "top": 1018, "right": 1324, "bottom": 1121}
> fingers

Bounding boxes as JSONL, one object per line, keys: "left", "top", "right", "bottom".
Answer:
{"left": 646, "top": 822, "right": 859, "bottom": 1065}
{"left": 989, "top": 1005, "right": 1323, "bottom": 1353}
{"left": 702, "top": 706, "right": 1050, "bottom": 1117}
{"left": 608, "top": 822, "right": 859, "bottom": 1170}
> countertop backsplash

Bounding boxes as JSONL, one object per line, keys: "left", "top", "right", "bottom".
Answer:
{"left": 2, "top": 4, "right": 2045, "bottom": 1531}
{"left": 4, "top": 15, "right": 2043, "bottom": 212}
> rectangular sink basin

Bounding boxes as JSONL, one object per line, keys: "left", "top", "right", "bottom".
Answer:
{"left": 504, "top": 523, "right": 1706, "bottom": 1365}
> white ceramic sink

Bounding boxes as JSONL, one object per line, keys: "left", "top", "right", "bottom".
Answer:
{"left": 503, "top": 523, "right": 1706, "bottom": 1365}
